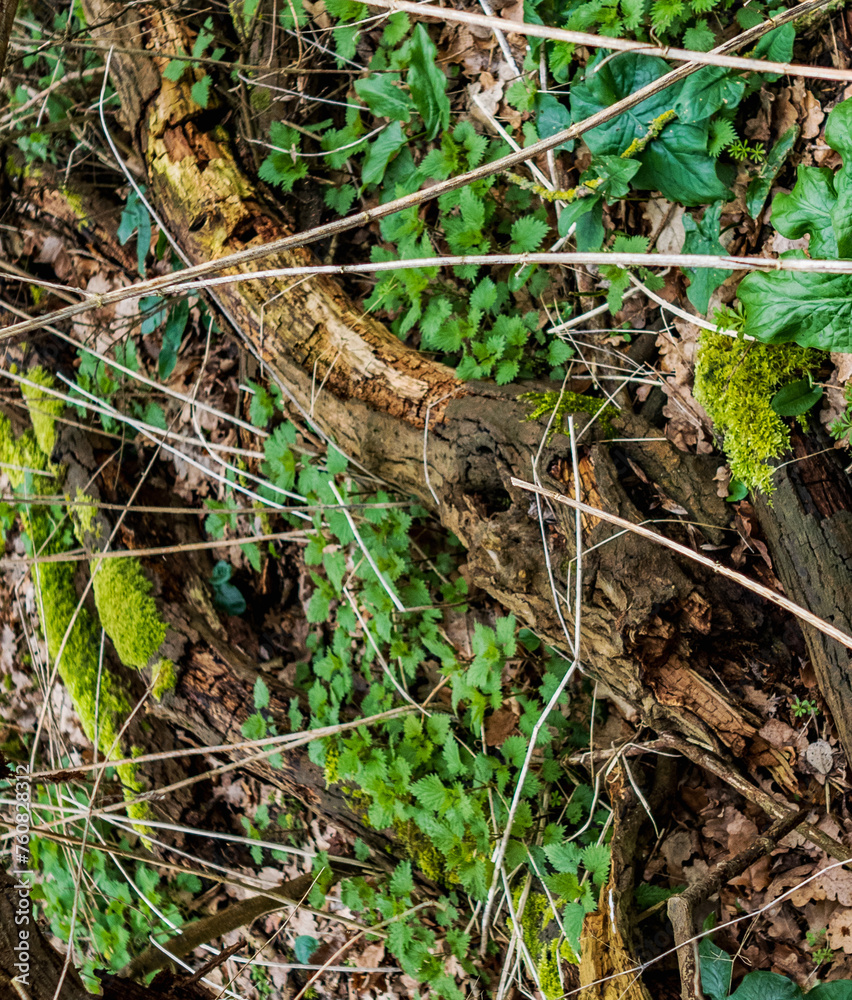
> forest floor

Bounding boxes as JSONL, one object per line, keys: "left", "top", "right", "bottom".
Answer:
{"left": 3, "top": 2, "right": 852, "bottom": 999}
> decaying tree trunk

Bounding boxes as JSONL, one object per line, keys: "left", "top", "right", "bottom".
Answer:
{"left": 69, "top": 0, "right": 852, "bottom": 778}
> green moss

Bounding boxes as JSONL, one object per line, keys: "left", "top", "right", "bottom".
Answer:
{"left": 694, "top": 333, "right": 823, "bottom": 497}
{"left": 151, "top": 658, "right": 176, "bottom": 700}
{"left": 520, "top": 390, "right": 618, "bottom": 443}
{"left": 92, "top": 557, "right": 167, "bottom": 670}
{"left": 68, "top": 488, "right": 100, "bottom": 541}
{"left": 21, "top": 365, "right": 63, "bottom": 456}
{"left": 0, "top": 412, "right": 58, "bottom": 492}
{"left": 393, "top": 818, "right": 449, "bottom": 883}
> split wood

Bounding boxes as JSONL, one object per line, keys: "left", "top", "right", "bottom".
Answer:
{"left": 0, "top": 0, "right": 833, "bottom": 342}
{"left": 511, "top": 478, "right": 852, "bottom": 653}
{"left": 667, "top": 808, "right": 807, "bottom": 1000}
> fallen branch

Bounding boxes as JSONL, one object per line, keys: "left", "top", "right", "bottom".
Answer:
{"left": 667, "top": 809, "right": 806, "bottom": 1000}
{"left": 510, "top": 479, "right": 852, "bottom": 653}
{"left": 365, "top": 0, "right": 852, "bottom": 82}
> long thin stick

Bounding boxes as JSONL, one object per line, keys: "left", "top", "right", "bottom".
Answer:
{"left": 510, "top": 478, "right": 852, "bottom": 652}
{"left": 365, "top": 0, "right": 852, "bottom": 81}
{"left": 0, "top": 0, "right": 831, "bottom": 342}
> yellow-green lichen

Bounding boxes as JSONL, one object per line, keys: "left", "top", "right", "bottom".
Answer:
{"left": 91, "top": 556, "right": 167, "bottom": 670}
{"left": 21, "top": 365, "right": 63, "bottom": 456}
{"left": 694, "top": 332, "right": 823, "bottom": 497}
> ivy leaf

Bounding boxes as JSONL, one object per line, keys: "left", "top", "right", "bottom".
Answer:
{"left": 361, "top": 122, "right": 408, "bottom": 186}
{"left": 674, "top": 66, "right": 746, "bottom": 123}
{"left": 354, "top": 74, "right": 412, "bottom": 122}
{"left": 698, "top": 938, "right": 733, "bottom": 1000}
{"left": 294, "top": 935, "right": 319, "bottom": 963}
{"left": 159, "top": 299, "right": 189, "bottom": 379}
{"left": 510, "top": 215, "right": 550, "bottom": 253}
{"left": 533, "top": 92, "right": 573, "bottom": 152}
{"left": 771, "top": 165, "right": 838, "bottom": 258}
{"left": 407, "top": 24, "right": 450, "bottom": 139}
{"left": 570, "top": 52, "right": 732, "bottom": 206}
{"left": 681, "top": 202, "right": 733, "bottom": 314}
{"left": 728, "top": 971, "right": 803, "bottom": 1000}
{"left": 594, "top": 155, "right": 641, "bottom": 199}
{"left": 746, "top": 124, "right": 799, "bottom": 219}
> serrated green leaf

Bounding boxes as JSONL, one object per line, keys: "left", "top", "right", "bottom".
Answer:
{"left": 389, "top": 859, "right": 414, "bottom": 896}
{"left": 510, "top": 215, "right": 550, "bottom": 253}
{"left": 241, "top": 712, "right": 267, "bottom": 740}
{"left": 253, "top": 676, "right": 270, "bottom": 710}
{"left": 411, "top": 773, "right": 448, "bottom": 812}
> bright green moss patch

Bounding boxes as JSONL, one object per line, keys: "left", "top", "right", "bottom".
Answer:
{"left": 0, "top": 412, "right": 58, "bottom": 491}
{"left": 520, "top": 390, "right": 618, "bottom": 442}
{"left": 92, "top": 557, "right": 167, "bottom": 670}
{"left": 694, "top": 332, "right": 823, "bottom": 497}
{"left": 68, "top": 488, "right": 100, "bottom": 541}
{"left": 21, "top": 365, "right": 63, "bottom": 455}
{"left": 151, "top": 658, "right": 175, "bottom": 700}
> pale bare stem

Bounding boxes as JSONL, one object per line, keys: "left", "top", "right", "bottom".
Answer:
{"left": 627, "top": 272, "right": 730, "bottom": 336}
{"left": 24, "top": 706, "right": 416, "bottom": 785}
{"left": 0, "top": 493, "right": 413, "bottom": 514}
{"left": 365, "top": 0, "right": 851, "bottom": 80}
{"left": 0, "top": 0, "right": 828, "bottom": 341}
{"left": 471, "top": 92, "right": 558, "bottom": 196}
{"left": 327, "top": 480, "right": 406, "bottom": 611}
{"left": 512, "top": 478, "right": 852, "bottom": 652}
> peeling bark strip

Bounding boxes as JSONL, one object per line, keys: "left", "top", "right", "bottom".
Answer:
{"left": 79, "top": 0, "right": 852, "bottom": 774}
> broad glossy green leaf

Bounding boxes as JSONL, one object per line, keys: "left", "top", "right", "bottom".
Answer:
{"left": 698, "top": 938, "right": 733, "bottom": 1000}
{"left": 354, "top": 73, "right": 411, "bottom": 122}
{"left": 751, "top": 23, "right": 795, "bottom": 80}
{"left": 675, "top": 65, "right": 746, "bottom": 123}
{"left": 738, "top": 263, "right": 852, "bottom": 351}
{"left": 534, "top": 92, "right": 573, "bottom": 151}
{"left": 361, "top": 121, "right": 407, "bottom": 185}
{"left": 682, "top": 202, "right": 733, "bottom": 313}
{"left": 729, "top": 971, "right": 803, "bottom": 1000}
{"left": 826, "top": 100, "right": 852, "bottom": 257}
{"left": 808, "top": 983, "right": 852, "bottom": 1000}
{"left": 770, "top": 378, "right": 823, "bottom": 416}
{"left": 771, "top": 165, "right": 838, "bottom": 258}
{"left": 570, "top": 52, "right": 731, "bottom": 205}
{"left": 746, "top": 124, "right": 799, "bottom": 219}
{"left": 595, "top": 155, "right": 641, "bottom": 198}
{"left": 407, "top": 24, "right": 450, "bottom": 139}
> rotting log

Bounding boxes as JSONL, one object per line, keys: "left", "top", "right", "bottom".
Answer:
{"left": 71, "top": 0, "right": 852, "bottom": 773}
